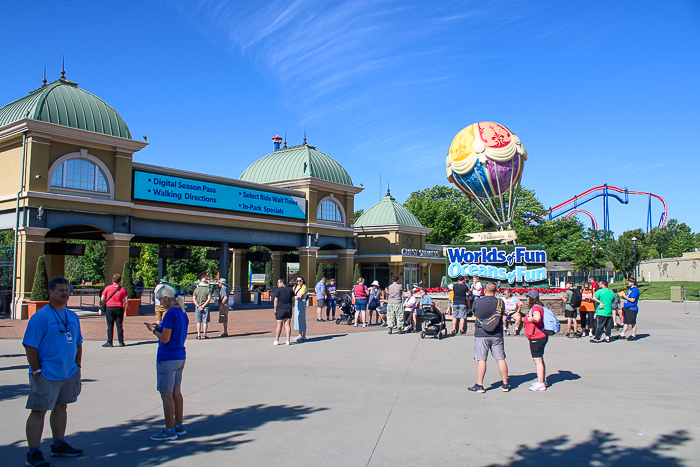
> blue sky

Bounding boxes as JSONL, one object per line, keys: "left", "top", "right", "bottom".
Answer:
{"left": 2, "top": 0, "right": 699, "bottom": 235}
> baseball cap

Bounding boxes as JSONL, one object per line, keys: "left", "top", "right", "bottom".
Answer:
{"left": 525, "top": 290, "right": 539, "bottom": 299}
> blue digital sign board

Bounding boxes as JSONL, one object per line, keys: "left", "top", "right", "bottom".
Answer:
{"left": 133, "top": 170, "right": 306, "bottom": 220}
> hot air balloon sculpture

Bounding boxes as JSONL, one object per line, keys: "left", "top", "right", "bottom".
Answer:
{"left": 446, "top": 121, "right": 527, "bottom": 230}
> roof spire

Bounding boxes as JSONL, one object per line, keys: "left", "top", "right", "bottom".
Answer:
{"left": 42, "top": 64, "right": 47, "bottom": 86}
{"left": 386, "top": 182, "right": 391, "bottom": 197}
{"left": 303, "top": 128, "right": 307, "bottom": 145}
{"left": 284, "top": 132, "right": 287, "bottom": 148}
{"left": 60, "top": 55, "right": 66, "bottom": 79}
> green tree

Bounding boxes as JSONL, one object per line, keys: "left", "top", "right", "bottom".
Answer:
{"left": 353, "top": 209, "right": 364, "bottom": 223}
{"left": 122, "top": 261, "right": 137, "bottom": 299}
{"left": 130, "top": 243, "right": 158, "bottom": 287}
{"left": 404, "top": 185, "right": 486, "bottom": 244}
{"left": 316, "top": 263, "right": 325, "bottom": 283}
{"left": 264, "top": 259, "right": 272, "bottom": 286}
{"left": 30, "top": 256, "right": 49, "bottom": 301}
{"left": 644, "top": 219, "right": 696, "bottom": 258}
{"left": 0, "top": 230, "right": 13, "bottom": 247}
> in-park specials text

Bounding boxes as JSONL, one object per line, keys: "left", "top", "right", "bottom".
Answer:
{"left": 446, "top": 247, "right": 548, "bottom": 284}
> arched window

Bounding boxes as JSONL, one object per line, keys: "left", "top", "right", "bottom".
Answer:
{"left": 48, "top": 150, "right": 114, "bottom": 199}
{"left": 317, "top": 198, "right": 344, "bottom": 224}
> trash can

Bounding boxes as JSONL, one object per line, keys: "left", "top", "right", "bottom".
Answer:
{"left": 670, "top": 286, "right": 684, "bottom": 302}
{"left": 253, "top": 289, "right": 261, "bottom": 305}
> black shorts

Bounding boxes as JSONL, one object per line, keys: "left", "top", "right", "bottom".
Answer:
{"left": 528, "top": 336, "right": 548, "bottom": 358}
{"left": 275, "top": 308, "right": 293, "bottom": 320}
{"left": 565, "top": 308, "right": 578, "bottom": 319}
{"left": 623, "top": 309, "right": 638, "bottom": 325}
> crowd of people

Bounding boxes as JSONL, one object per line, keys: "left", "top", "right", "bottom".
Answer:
{"left": 20, "top": 272, "right": 641, "bottom": 466}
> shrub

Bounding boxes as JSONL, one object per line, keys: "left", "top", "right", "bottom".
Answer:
{"left": 30, "top": 256, "right": 49, "bottom": 301}
{"left": 122, "top": 262, "right": 137, "bottom": 299}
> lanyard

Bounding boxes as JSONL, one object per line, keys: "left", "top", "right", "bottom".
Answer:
{"left": 50, "top": 305, "right": 72, "bottom": 335}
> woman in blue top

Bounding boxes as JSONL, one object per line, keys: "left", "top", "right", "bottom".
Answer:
{"left": 146, "top": 285, "right": 189, "bottom": 441}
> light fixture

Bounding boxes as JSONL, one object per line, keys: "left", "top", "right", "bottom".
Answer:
{"left": 36, "top": 205, "right": 44, "bottom": 220}
{"left": 123, "top": 215, "right": 130, "bottom": 225}
{"left": 35, "top": 174, "right": 41, "bottom": 179}
{"left": 314, "top": 232, "right": 319, "bottom": 242}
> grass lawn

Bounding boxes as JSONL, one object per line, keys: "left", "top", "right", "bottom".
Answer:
{"left": 609, "top": 281, "right": 700, "bottom": 301}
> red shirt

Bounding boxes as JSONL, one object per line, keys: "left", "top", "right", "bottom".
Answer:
{"left": 103, "top": 284, "right": 127, "bottom": 308}
{"left": 524, "top": 305, "right": 546, "bottom": 340}
{"left": 590, "top": 281, "right": 598, "bottom": 292}
{"left": 353, "top": 284, "right": 368, "bottom": 299}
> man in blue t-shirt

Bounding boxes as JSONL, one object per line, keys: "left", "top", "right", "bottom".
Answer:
{"left": 22, "top": 277, "right": 84, "bottom": 466}
{"left": 619, "top": 277, "right": 640, "bottom": 341}
{"left": 315, "top": 277, "right": 327, "bottom": 322}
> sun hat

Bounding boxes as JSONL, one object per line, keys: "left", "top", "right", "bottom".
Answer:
{"left": 371, "top": 280, "right": 380, "bottom": 286}
{"left": 161, "top": 276, "right": 170, "bottom": 284}
{"left": 199, "top": 278, "right": 209, "bottom": 286}
{"left": 219, "top": 278, "right": 227, "bottom": 284}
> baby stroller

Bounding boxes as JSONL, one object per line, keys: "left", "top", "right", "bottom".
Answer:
{"left": 336, "top": 294, "right": 355, "bottom": 325}
{"left": 420, "top": 303, "right": 447, "bottom": 340}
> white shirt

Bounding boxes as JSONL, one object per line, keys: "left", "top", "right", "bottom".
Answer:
{"left": 472, "top": 282, "right": 483, "bottom": 297}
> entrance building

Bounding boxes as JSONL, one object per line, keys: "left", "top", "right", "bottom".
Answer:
{"left": 0, "top": 73, "right": 443, "bottom": 319}
{"left": 354, "top": 191, "right": 445, "bottom": 290}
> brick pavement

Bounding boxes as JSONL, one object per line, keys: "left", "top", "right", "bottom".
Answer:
{"left": 0, "top": 298, "right": 383, "bottom": 342}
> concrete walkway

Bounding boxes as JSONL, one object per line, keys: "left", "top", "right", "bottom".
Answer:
{"left": 0, "top": 301, "right": 698, "bottom": 466}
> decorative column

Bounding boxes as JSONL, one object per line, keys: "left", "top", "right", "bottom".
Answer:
{"left": 297, "top": 247, "right": 319, "bottom": 286}
{"left": 218, "top": 242, "right": 230, "bottom": 283}
{"left": 103, "top": 233, "right": 134, "bottom": 285}
{"left": 335, "top": 249, "right": 356, "bottom": 292}
{"left": 232, "top": 249, "right": 251, "bottom": 290}
{"left": 270, "top": 251, "right": 283, "bottom": 284}
{"left": 14, "top": 227, "right": 50, "bottom": 319}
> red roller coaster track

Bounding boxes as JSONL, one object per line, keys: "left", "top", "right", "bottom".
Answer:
{"left": 530, "top": 184, "right": 668, "bottom": 232}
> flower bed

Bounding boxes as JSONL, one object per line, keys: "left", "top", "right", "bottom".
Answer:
{"left": 427, "top": 287, "right": 566, "bottom": 295}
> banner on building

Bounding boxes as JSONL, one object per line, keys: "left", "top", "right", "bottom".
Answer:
{"left": 445, "top": 245, "right": 547, "bottom": 284}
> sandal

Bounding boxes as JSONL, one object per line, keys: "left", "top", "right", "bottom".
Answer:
{"left": 204, "top": 335, "right": 209, "bottom": 339}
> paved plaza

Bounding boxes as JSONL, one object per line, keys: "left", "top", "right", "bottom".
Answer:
{"left": 0, "top": 301, "right": 698, "bottom": 466}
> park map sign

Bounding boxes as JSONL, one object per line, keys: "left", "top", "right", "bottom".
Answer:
{"left": 446, "top": 246, "right": 547, "bottom": 284}
{"left": 133, "top": 170, "right": 306, "bottom": 220}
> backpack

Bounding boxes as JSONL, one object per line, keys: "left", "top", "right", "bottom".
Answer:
{"left": 570, "top": 289, "right": 582, "bottom": 308}
{"left": 476, "top": 298, "right": 504, "bottom": 333}
{"left": 541, "top": 306, "right": 561, "bottom": 335}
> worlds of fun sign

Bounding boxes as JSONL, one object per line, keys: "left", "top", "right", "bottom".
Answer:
{"left": 446, "top": 247, "right": 548, "bottom": 284}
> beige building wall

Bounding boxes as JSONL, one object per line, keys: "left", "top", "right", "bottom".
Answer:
{"left": 0, "top": 140, "right": 24, "bottom": 197}
{"left": 639, "top": 257, "right": 700, "bottom": 282}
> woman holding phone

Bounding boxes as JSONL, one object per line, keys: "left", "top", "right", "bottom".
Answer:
{"left": 145, "top": 285, "right": 189, "bottom": 441}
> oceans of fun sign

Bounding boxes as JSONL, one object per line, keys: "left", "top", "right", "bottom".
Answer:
{"left": 446, "top": 246, "right": 548, "bottom": 284}
{"left": 132, "top": 171, "right": 306, "bottom": 219}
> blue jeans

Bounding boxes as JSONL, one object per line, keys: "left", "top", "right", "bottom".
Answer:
{"left": 355, "top": 298, "right": 368, "bottom": 311}
{"left": 326, "top": 299, "right": 336, "bottom": 319}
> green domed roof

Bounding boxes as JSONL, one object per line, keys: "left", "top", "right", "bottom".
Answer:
{"left": 355, "top": 192, "right": 424, "bottom": 228}
{"left": 240, "top": 144, "right": 353, "bottom": 186}
{"left": 0, "top": 78, "right": 132, "bottom": 139}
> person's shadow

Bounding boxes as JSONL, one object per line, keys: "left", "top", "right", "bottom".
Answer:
{"left": 490, "top": 370, "right": 581, "bottom": 390}
{"left": 1, "top": 403, "right": 328, "bottom": 466}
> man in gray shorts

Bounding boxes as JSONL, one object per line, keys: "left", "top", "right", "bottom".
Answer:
{"left": 468, "top": 282, "right": 510, "bottom": 393}
{"left": 193, "top": 279, "right": 212, "bottom": 339}
{"left": 22, "top": 277, "right": 84, "bottom": 466}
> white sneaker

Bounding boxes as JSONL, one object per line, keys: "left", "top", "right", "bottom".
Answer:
{"left": 362, "top": 324, "right": 368, "bottom": 328}
{"left": 273, "top": 340, "right": 279, "bottom": 346}
{"left": 285, "top": 341, "right": 291, "bottom": 346}
{"left": 529, "top": 382, "right": 546, "bottom": 391}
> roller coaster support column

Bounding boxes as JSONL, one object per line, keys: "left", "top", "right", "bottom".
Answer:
{"left": 603, "top": 184, "right": 609, "bottom": 231}
{"left": 647, "top": 194, "right": 652, "bottom": 233}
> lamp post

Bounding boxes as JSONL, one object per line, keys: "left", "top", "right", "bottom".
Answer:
{"left": 631, "top": 236, "right": 637, "bottom": 279}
